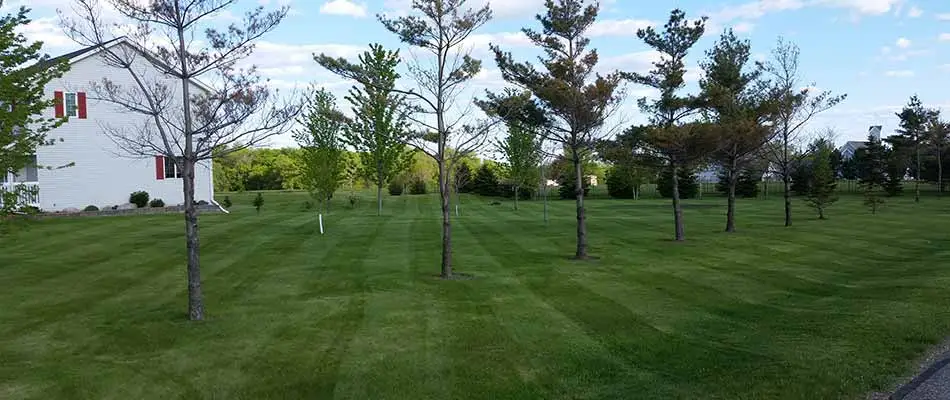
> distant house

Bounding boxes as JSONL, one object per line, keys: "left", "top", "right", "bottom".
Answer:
{"left": 0, "top": 38, "right": 220, "bottom": 211}
{"left": 586, "top": 174, "right": 598, "bottom": 186}
{"left": 840, "top": 125, "right": 882, "bottom": 160}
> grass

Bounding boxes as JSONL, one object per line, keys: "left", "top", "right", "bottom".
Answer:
{"left": 1, "top": 190, "right": 949, "bottom": 399}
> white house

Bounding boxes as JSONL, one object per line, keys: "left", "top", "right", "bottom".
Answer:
{"left": 0, "top": 38, "right": 217, "bottom": 211}
{"left": 840, "top": 125, "right": 883, "bottom": 160}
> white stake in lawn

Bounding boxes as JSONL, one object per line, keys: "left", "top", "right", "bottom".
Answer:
{"left": 319, "top": 213, "right": 324, "bottom": 235}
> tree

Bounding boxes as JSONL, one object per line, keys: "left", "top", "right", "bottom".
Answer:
{"left": 805, "top": 138, "right": 837, "bottom": 219}
{"left": 0, "top": 6, "right": 69, "bottom": 215}
{"left": 658, "top": 166, "right": 699, "bottom": 199}
{"left": 497, "top": 124, "right": 541, "bottom": 210}
{"left": 294, "top": 88, "right": 346, "bottom": 213}
{"left": 342, "top": 44, "right": 412, "bottom": 216}
{"left": 627, "top": 9, "right": 713, "bottom": 241}
{"left": 61, "top": 0, "right": 298, "bottom": 320}
{"left": 699, "top": 29, "right": 774, "bottom": 232}
{"left": 924, "top": 109, "right": 948, "bottom": 195}
{"left": 884, "top": 147, "right": 906, "bottom": 197}
{"left": 316, "top": 0, "right": 494, "bottom": 279}
{"left": 490, "top": 0, "right": 624, "bottom": 259}
{"left": 598, "top": 125, "right": 661, "bottom": 200}
{"left": 859, "top": 133, "right": 887, "bottom": 214}
{"left": 895, "top": 95, "right": 927, "bottom": 203}
{"left": 760, "top": 38, "right": 845, "bottom": 227}
{"left": 473, "top": 163, "right": 499, "bottom": 197}
{"left": 716, "top": 169, "right": 760, "bottom": 198}
{"left": 454, "top": 162, "right": 474, "bottom": 193}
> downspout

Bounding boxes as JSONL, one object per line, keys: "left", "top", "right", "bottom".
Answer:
{"left": 206, "top": 159, "right": 229, "bottom": 214}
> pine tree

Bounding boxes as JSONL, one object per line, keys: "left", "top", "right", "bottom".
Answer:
{"left": 895, "top": 95, "right": 927, "bottom": 202}
{"left": 859, "top": 134, "right": 887, "bottom": 214}
{"left": 805, "top": 138, "right": 837, "bottom": 219}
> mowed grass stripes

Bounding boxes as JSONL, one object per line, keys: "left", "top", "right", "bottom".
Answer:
{"left": 0, "top": 190, "right": 948, "bottom": 399}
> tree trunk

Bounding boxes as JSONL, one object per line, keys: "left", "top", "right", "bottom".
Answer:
{"left": 783, "top": 172, "right": 791, "bottom": 227}
{"left": 540, "top": 164, "right": 548, "bottom": 225}
{"left": 818, "top": 206, "right": 825, "bottom": 220}
{"left": 937, "top": 148, "right": 943, "bottom": 196}
{"left": 183, "top": 160, "right": 203, "bottom": 321}
{"left": 439, "top": 161, "right": 452, "bottom": 279}
{"left": 915, "top": 143, "right": 921, "bottom": 203}
{"left": 376, "top": 184, "right": 383, "bottom": 216}
{"left": 573, "top": 156, "right": 588, "bottom": 259}
{"left": 726, "top": 171, "right": 737, "bottom": 233}
{"left": 671, "top": 163, "right": 685, "bottom": 241}
{"left": 514, "top": 186, "right": 519, "bottom": 210}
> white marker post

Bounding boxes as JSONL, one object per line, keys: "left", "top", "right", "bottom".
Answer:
{"left": 318, "top": 213, "right": 325, "bottom": 235}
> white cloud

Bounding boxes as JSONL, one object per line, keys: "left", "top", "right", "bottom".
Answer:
{"left": 588, "top": 19, "right": 655, "bottom": 37}
{"left": 884, "top": 70, "right": 914, "bottom": 77}
{"left": 464, "top": 31, "right": 532, "bottom": 55}
{"left": 937, "top": 13, "right": 950, "bottom": 20}
{"left": 708, "top": 0, "right": 806, "bottom": 22}
{"left": 733, "top": 21, "right": 756, "bottom": 33}
{"left": 896, "top": 37, "right": 911, "bottom": 48}
{"left": 940, "top": 33, "right": 950, "bottom": 41}
{"left": 815, "top": 0, "right": 903, "bottom": 15}
{"left": 907, "top": 5, "right": 923, "bottom": 17}
{"left": 319, "top": 0, "right": 367, "bottom": 17}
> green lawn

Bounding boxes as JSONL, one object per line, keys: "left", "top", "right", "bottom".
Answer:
{"left": 1, "top": 191, "right": 949, "bottom": 399}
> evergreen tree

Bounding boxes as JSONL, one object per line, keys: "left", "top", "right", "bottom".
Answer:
{"left": 716, "top": 169, "right": 760, "bottom": 198}
{"left": 894, "top": 95, "right": 927, "bottom": 202}
{"left": 805, "top": 138, "right": 837, "bottom": 219}
{"left": 473, "top": 164, "right": 500, "bottom": 197}
{"left": 859, "top": 133, "right": 888, "bottom": 214}
{"left": 658, "top": 166, "right": 699, "bottom": 199}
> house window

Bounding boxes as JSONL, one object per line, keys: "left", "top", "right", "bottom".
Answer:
{"left": 164, "top": 156, "right": 183, "bottom": 179}
{"left": 64, "top": 93, "right": 78, "bottom": 117}
{"left": 11, "top": 155, "right": 38, "bottom": 182}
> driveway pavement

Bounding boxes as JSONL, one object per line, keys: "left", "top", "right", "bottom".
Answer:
{"left": 890, "top": 352, "right": 950, "bottom": 400}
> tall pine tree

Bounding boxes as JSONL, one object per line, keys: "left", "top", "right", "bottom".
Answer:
{"left": 859, "top": 134, "right": 888, "bottom": 214}
{"left": 805, "top": 138, "right": 837, "bottom": 219}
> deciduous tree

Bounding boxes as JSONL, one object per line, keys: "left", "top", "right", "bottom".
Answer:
{"left": 61, "top": 0, "right": 299, "bottom": 320}
{"left": 341, "top": 44, "right": 412, "bottom": 216}
{"left": 294, "top": 88, "right": 346, "bottom": 213}
{"left": 316, "top": 0, "right": 494, "bottom": 279}
{"left": 490, "top": 0, "right": 624, "bottom": 259}
{"left": 760, "top": 38, "right": 845, "bottom": 227}
{"left": 0, "top": 6, "right": 69, "bottom": 215}
{"left": 627, "top": 9, "right": 713, "bottom": 241}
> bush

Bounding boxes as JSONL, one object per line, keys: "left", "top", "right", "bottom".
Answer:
{"left": 83, "top": 205, "right": 99, "bottom": 212}
{"left": 129, "top": 191, "right": 150, "bottom": 208}
{"left": 715, "top": 169, "right": 761, "bottom": 198}
{"left": 388, "top": 179, "right": 404, "bottom": 196}
{"left": 606, "top": 168, "right": 635, "bottom": 199}
{"left": 409, "top": 177, "right": 428, "bottom": 195}
{"left": 149, "top": 198, "right": 165, "bottom": 208}
{"left": 557, "top": 174, "right": 591, "bottom": 200}
{"left": 222, "top": 196, "right": 232, "bottom": 209}
{"left": 657, "top": 167, "right": 699, "bottom": 199}
{"left": 473, "top": 164, "right": 500, "bottom": 197}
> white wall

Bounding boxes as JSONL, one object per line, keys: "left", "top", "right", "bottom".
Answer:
{"left": 36, "top": 44, "right": 215, "bottom": 211}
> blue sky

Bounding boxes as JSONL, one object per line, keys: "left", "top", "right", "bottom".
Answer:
{"left": 9, "top": 0, "right": 950, "bottom": 148}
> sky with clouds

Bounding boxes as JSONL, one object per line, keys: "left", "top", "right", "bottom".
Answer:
{"left": 7, "top": 0, "right": 950, "bottom": 149}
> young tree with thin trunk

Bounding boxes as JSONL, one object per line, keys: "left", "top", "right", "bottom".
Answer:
{"left": 895, "top": 95, "right": 927, "bottom": 203}
{"left": 699, "top": 29, "right": 774, "bottom": 233}
{"left": 61, "top": 0, "right": 298, "bottom": 320}
{"left": 805, "top": 137, "right": 837, "bottom": 219}
{"left": 316, "top": 0, "right": 494, "bottom": 279}
{"left": 497, "top": 124, "right": 541, "bottom": 210}
{"left": 626, "top": 9, "right": 712, "bottom": 242}
{"left": 491, "top": 0, "right": 624, "bottom": 259}
{"left": 294, "top": 88, "right": 346, "bottom": 214}
{"left": 341, "top": 44, "right": 412, "bottom": 216}
{"left": 924, "top": 110, "right": 948, "bottom": 195}
{"left": 859, "top": 133, "right": 888, "bottom": 214}
{"left": 0, "top": 6, "right": 69, "bottom": 215}
{"left": 760, "top": 37, "right": 845, "bottom": 227}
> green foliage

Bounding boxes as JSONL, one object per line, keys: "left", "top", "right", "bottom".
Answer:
{"left": 408, "top": 177, "right": 427, "bottom": 195}
{"left": 83, "top": 205, "right": 99, "bottom": 212}
{"left": 253, "top": 193, "right": 264, "bottom": 214}
{"left": 658, "top": 167, "right": 699, "bottom": 199}
{"left": 129, "top": 191, "right": 149, "bottom": 208}
{"left": 473, "top": 164, "right": 500, "bottom": 197}
{"left": 805, "top": 139, "right": 838, "bottom": 219}
{"left": 453, "top": 163, "right": 475, "bottom": 193}
{"left": 222, "top": 196, "right": 232, "bottom": 209}
{"left": 294, "top": 88, "right": 346, "bottom": 210}
{"left": 884, "top": 150, "right": 906, "bottom": 197}
{"left": 342, "top": 44, "right": 412, "bottom": 211}
{"left": 557, "top": 173, "right": 591, "bottom": 200}
{"left": 790, "top": 160, "right": 811, "bottom": 196}
{"left": 213, "top": 147, "right": 307, "bottom": 192}
{"left": 149, "top": 198, "right": 165, "bottom": 208}
{"left": 388, "top": 179, "right": 404, "bottom": 196}
{"left": 716, "top": 169, "right": 760, "bottom": 198}
{"left": 605, "top": 167, "right": 635, "bottom": 199}
{"left": 859, "top": 134, "right": 888, "bottom": 214}
{"left": 497, "top": 123, "right": 541, "bottom": 190}
{"left": 0, "top": 7, "right": 70, "bottom": 215}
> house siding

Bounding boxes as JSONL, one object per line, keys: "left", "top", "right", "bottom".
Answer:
{"left": 36, "top": 44, "right": 214, "bottom": 211}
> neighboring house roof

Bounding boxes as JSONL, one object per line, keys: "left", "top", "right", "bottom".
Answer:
{"left": 41, "top": 37, "right": 214, "bottom": 95}
{"left": 842, "top": 141, "right": 867, "bottom": 151}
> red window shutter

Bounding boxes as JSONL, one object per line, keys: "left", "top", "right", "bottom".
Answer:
{"left": 77, "top": 92, "right": 87, "bottom": 119}
{"left": 54, "top": 91, "right": 64, "bottom": 118}
{"left": 155, "top": 156, "right": 165, "bottom": 180}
